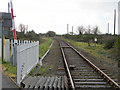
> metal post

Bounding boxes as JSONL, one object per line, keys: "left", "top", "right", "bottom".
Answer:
{"left": 114, "top": 9, "right": 116, "bottom": 35}
{"left": 8, "top": 2, "right": 10, "bottom": 13}
{"left": 1, "top": 18, "right": 4, "bottom": 62}
{"left": 13, "top": 45, "right": 17, "bottom": 66}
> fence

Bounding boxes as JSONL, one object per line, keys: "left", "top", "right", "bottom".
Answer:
{"left": 16, "top": 41, "right": 39, "bottom": 85}
{"left": 0, "top": 39, "right": 35, "bottom": 64}
{"left": 10, "top": 40, "right": 31, "bottom": 65}
{"left": 0, "top": 39, "right": 39, "bottom": 85}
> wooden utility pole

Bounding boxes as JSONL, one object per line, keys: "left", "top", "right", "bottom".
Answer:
{"left": 114, "top": 9, "right": 116, "bottom": 35}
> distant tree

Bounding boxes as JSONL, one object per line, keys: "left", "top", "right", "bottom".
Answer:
{"left": 77, "top": 26, "right": 85, "bottom": 35}
{"left": 84, "top": 31, "right": 88, "bottom": 34}
{"left": 92, "top": 25, "right": 100, "bottom": 35}
{"left": 19, "top": 24, "right": 25, "bottom": 33}
{"left": 25, "top": 30, "right": 40, "bottom": 41}
{"left": 24, "top": 25, "right": 28, "bottom": 34}
{"left": 18, "top": 24, "right": 28, "bottom": 34}
{"left": 46, "top": 31, "right": 56, "bottom": 37}
{"left": 87, "top": 25, "right": 91, "bottom": 34}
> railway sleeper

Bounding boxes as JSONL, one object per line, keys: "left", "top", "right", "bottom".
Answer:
{"left": 74, "top": 79, "right": 104, "bottom": 82}
{"left": 75, "top": 85, "right": 114, "bottom": 90}
{"left": 74, "top": 68, "right": 94, "bottom": 70}
{"left": 71, "top": 73, "right": 99, "bottom": 76}
{"left": 71, "top": 72, "right": 98, "bottom": 75}
{"left": 74, "top": 81, "right": 107, "bottom": 85}
{"left": 71, "top": 70, "right": 94, "bottom": 72}
{"left": 72, "top": 76, "right": 102, "bottom": 79}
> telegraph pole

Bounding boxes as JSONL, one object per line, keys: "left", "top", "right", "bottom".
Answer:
{"left": 67, "top": 24, "right": 69, "bottom": 34}
{"left": 108, "top": 23, "right": 109, "bottom": 34}
{"left": 8, "top": 2, "right": 10, "bottom": 13}
{"left": 72, "top": 26, "right": 73, "bottom": 35}
{"left": 114, "top": 9, "right": 116, "bottom": 35}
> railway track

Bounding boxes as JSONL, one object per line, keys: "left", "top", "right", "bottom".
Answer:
{"left": 59, "top": 39, "right": 120, "bottom": 90}
{"left": 22, "top": 39, "right": 120, "bottom": 90}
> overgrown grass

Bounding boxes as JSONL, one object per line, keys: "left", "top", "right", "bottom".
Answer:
{"left": 39, "top": 38, "right": 52, "bottom": 59}
{"left": 63, "top": 38, "right": 113, "bottom": 60}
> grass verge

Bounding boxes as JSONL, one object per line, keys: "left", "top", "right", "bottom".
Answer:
{"left": 2, "top": 61, "right": 17, "bottom": 81}
{"left": 63, "top": 38, "right": 115, "bottom": 61}
{"left": 39, "top": 38, "right": 52, "bottom": 59}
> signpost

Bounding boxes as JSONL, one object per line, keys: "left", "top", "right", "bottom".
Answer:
{"left": 0, "top": 12, "right": 12, "bottom": 62}
{"left": 94, "top": 38, "right": 97, "bottom": 47}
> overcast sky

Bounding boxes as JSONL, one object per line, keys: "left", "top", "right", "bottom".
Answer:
{"left": 0, "top": 0, "right": 119, "bottom": 34}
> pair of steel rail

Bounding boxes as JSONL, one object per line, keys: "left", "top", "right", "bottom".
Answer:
{"left": 59, "top": 40, "right": 120, "bottom": 90}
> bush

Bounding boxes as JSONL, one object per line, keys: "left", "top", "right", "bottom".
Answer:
{"left": 104, "top": 39, "right": 116, "bottom": 49}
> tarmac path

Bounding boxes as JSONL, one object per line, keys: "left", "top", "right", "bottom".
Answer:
{"left": 2, "top": 73, "right": 17, "bottom": 89}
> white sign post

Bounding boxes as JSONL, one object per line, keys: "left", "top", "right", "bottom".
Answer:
{"left": 94, "top": 38, "right": 97, "bottom": 47}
